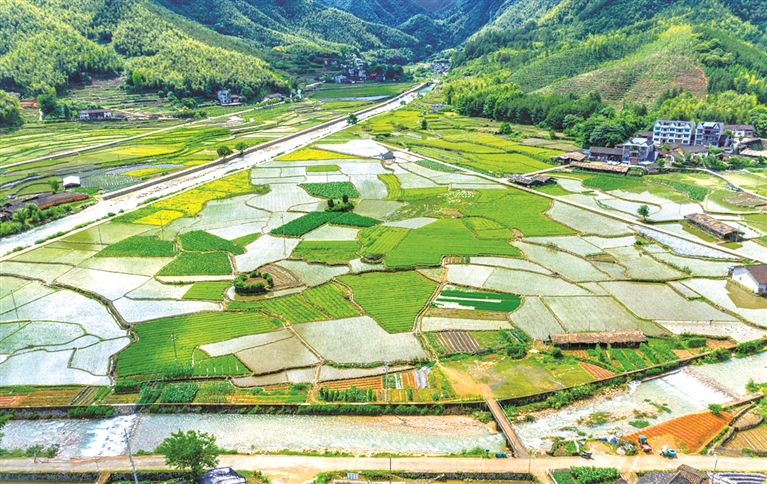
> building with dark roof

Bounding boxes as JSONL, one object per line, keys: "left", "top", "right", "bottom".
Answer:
{"left": 589, "top": 147, "right": 624, "bottom": 162}
{"left": 730, "top": 264, "right": 767, "bottom": 295}
{"left": 199, "top": 468, "right": 246, "bottom": 484}
{"left": 551, "top": 330, "right": 646, "bottom": 348}
{"left": 724, "top": 124, "right": 755, "bottom": 138}
{"left": 684, "top": 213, "right": 744, "bottom": 241}
{"left": 637, "top": 465, "right": 709, "bottom": 484}
{"left": 511, "top": 174, "right": 554, "bottom": 187}
{"left": 695, "top": 121, "right": 725, "bottom": 146}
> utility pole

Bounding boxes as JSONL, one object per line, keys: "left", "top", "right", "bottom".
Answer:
{"left": 384, "top": 361, "right": 390, "bottom": 404}
{"left": 282, "top": 213, "right": 286, "bottom": 256}
{"left": 125, "top": 430, "right": 139, "bottom": 484}
{"left": 10, "top": 289, "right": 18, "bottom": 321}
{"left": 171, "top": 332, "right": 178, "bottom": 363}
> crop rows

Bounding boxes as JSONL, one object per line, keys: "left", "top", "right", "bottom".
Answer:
{"left": 300, "top": 182, "right": 359, "bottom": 199}
{"left": 271, "top": 211, "right": 380, "bottom": 237}
{"left": 179, "top": 230, "right": 244, "bottom": 254}
{"left": 182, "top": 281, "right": 231, "bottom": 301}
{"left": 303, "top": 282, "right": 360, "bottom": 319}
{"left": 157, "top": 252, "right": 232, "bottom": 276}
{"left": 359, "top": 226, "right": 410, "bottom": 256}
{"left": 292, "top": 240, "right": 361, "bottom": 264}
{"left": 437, "top": 288, "right": 522, "bottom": 312}
{"left": 96, "top": 235, "right": 177, "bottom": 258}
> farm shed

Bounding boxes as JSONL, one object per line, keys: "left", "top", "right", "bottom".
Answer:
{"left": 588, "top": 147, "right": 624, "bottom": 162}
{"left": 684, "top": 213, "right": 744, "bottom": 241}
{"left": 730, "top": 264, "right": 767, "bottom": 295}
{"left": 199, "top": 468, "right": 246, "bottom": 484}
{"left": 550, "top": 330, "right": 646, "bottom": 348}
{"left": 78, "top": 109, "right": 112, "bottom": 120}
{"left": 0, "top": 192, "right": 88, "bottom": 220}
{"left": 511, "top": 174, "right": 554, "bottom": 187}
{"left": 555, "top": 152, "right": 587, "bottom": 164}
{"left": 570, "top": 161, "right": 630, "bottom": 175}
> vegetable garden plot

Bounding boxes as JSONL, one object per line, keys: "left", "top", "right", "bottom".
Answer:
{"left": 0, "top": 349, "right": 110, "bottom": 386}
{"left": 275, "top": 260, "right": 349, "bottom": 287}
{"left": 295, "top": 316, "right": 428, "bottom": 364}
{"left": 235, "top": 235, "right": 301, "bottom": 272}
{"left": 469, "top": 256, "right": 552, "bottom": 274}
{"left": 179, "top": 231, "right": 244, "bottom": 254}
{"left": 433, "top": 331, "right": 482, "bottom": 354}
{"left": 113, "top": 297, "right": 221, "bottom": 324}
{"left": 643, "top": 246, "right": 733, "bottom": 277}
{"left": 421, "top": 317, "right": 511, "bottom": 332}
{"left": 157, "top": 252, "right": 233, "bottom": 277}
{"left": 524, "top": 236, "right": 605, "bottom": 258}
{"left": 582, "top": 235, "right": 637, "bottom": 249}
{"left": 513, "top": 242, "right": 610, "bottom": 282}
{"left": 681, "top": 279, "right": 767, "bottom": 326}
{"left": 623, "top": 411, "right": 732, "bottom": 453}
{"left": 80, "top": 257, "right": 174, "bottom": 277}
{"left": 605, "top": 246, "right": 685, "bottom": 281}
{"left": 358, "top": 226, "right": 410, "bottom": 257}
{"left": 304, "top": 225, "right": 360, "bottom": 241}
{"left": 292, "top": 240, "right": 361, "bottom": 264}
{"left": 387, "top": 218, "right": 520, "bottom": 268}
{"left": 482, "top": 267, "right": 591, "bottom": 296}
{"left": 246, "top": 184, "right": 319, "bottom": 213}
{"left": 300, "top": 182, "right": 359, "bottom": 199}
{"left": 200, "top": 329, "right": 293, "bottom": 357}
{"left": 0, "top": 321, "right": 84, "bottom": 353}
{"left": 235, "top": 336, "right": 319, "bottom": 375}
{"left": 354, "top": 199, "right": 403, "bottom": 219}
{"left": 63, "top": 223, "right": 155, "bottom": 245}
{"left": 547, "top": 202, "right": 633, "bottom": 236}
{"left": 543, "top": 296, "right": 646, "bottom": 333}
{"left": 0, "top": 261, "right": 73, "bottom": 284}
{"left": 57, "top": 267, "right": 149, "bottom": 301}
{"left": 338, "top": 271, "right": 436, "bottom": 333}
{"left": 70, "top": 337, "right": 131, "bottom": 375}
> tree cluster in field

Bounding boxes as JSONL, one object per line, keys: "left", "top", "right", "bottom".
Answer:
{"left": 326, "top": 194, "right": 355, "bottom": 212}
{"left": 0, "top": 202, "right": 78, "bottom": 239}
{"left": 318, "top": 385, "right": 377, "bottom": 403}
{"left": 0, "top": 90, "right": 22, "bottom": 128}
{"left": 234, "top": 270, "right": 274, "bottom": 296}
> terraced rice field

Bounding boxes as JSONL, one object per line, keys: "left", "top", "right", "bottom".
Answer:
{"left": 624, "top": 411, "right": 732, "bottom": 452}
{"left": 724, "top": 424, "right": 767, "bottom": 453}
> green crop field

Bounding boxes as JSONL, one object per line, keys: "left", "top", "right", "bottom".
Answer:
{"left": 95, "top": 235, "right": 177, "bottom": 258}
{"left": 461, "top": 189, "right": 573, "bottom": 236}
{"left": 157, "top": 252, "right": 232, "bottom": 276}
{"left": 271, "top": 211, "right": 379, "bottom": 237}
{"left": 339, "top": 271, "right": 437, "bottom": 333}
{"left": 182, "top": 281, "right": 231, "bottom": 301}
{"left": 179, "top": 230, "right": 244, "bottom": 254}
{"left": 302, "top": 282, "right": 360, "bottom": 319}
{"left": 306, "top": 165, "right": 340, "bottom": 172}
{"left": 300, "top": 182, "right": 360, "bottom": 199}
{"left": 276, "top": 147, "right": 360, "bottom": 161}
{"left": 117, "top": 312, "right": 278, "bottom": 377}
{"left": 229, "top": 282, "right": 359, "bottom": 323}
{"left": 386, "top": 218, "right": 520, "bottom": 268}
{"left": 582, "top": 175, "right": 646, "bottom": 191}
{"left": 292, "top": 240, "right": 361, "bottom": 264}
{"left": 358, "top": 226, "right": 410, "bottom": 256}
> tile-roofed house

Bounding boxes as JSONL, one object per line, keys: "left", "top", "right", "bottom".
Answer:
{"left": 637, "top": 466, "right": 710, "bottom": 484}
{"left": 199, "top": 468, "right": 246, "bottom": 484}
{"left": 676, "top": 465, "right": 708, "bottom": 484}
{"left": 589, "top": 147, "right": 624, "bottom": 162}
{"left": 555, "top": 152, "right": 587, "bottom": 164}
{"left": 684, "top": 213, "right": 744, "bottom": 241}
{"left": 695, "top": 121, "right": 725, "bottom": 146}
{"left": 551, "top": 330, "right": 646, "bottom": 348}
{"left": 638, "top": 472, "right": 680, "bottom": 484}
{"left": 570, "top": 161, "right": 630, "bottom": 175}
{"left": 730, "top": 264, "right": 767, "bottom": 295}
{"left": 724, "top": 124, "right": 755, "bottom": 138}
{"left": 78, "top": 109, "right": 112, "bottom": 120}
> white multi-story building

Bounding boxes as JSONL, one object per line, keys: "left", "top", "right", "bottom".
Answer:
{"left": 653, "top": 120, "right": 696, "bottom": 146}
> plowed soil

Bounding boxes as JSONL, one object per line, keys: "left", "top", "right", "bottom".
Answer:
{"left": 579, "top": 362, "right": 615, "bottom": 379}
{"left": 624, "top": 410, "right": 732, "bottom": 453}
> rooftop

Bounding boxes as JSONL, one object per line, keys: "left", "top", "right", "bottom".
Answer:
{"left": 736, "top": 264, "right": 767, "bottom": 284}
{"left": 551, "top": 330, "right": 647, "bottom": 346}
{"left": 684, "top": 213, "right": 743, "bottom": 237}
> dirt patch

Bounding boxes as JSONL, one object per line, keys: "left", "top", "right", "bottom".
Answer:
{"left": 673, "top": 349, "right": 693, "bottom": 358}
{"left": 0, "top": 395, "right": 25, "bottom": 406}
{"left": 724, "top": 192, "right": 767, "bottom": 208}
{"left": 260, "top": 263, "right": 302, "bottom": 290}
{"left": 578, "top": 362, "right": 615, "bottom": 380}
{"left": 438, "top": 363, "right": 486, "bottom": 398}
{"left": 707, "top": 338, "right": 736, "bottom": 349}
{"left": 624, "top": 410, "right": 732, "bottom": 453}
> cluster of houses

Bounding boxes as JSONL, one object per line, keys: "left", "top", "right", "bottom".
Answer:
{"left": 560, "top": 120, "right": 763, "bottom": 167}
{"left": 335, "top": 58, "right": 385, "bottom": 84}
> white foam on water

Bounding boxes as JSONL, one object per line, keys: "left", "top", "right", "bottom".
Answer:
{"left": 654, "top": 369, "right": 732, "bottom": 407}
{"left": 80, "top": 414, "right": 138, "bottom": 457}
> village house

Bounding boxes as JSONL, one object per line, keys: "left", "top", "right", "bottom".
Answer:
{"left": 216, "top": 90, "right": 241, "bottom": 105}
{"left": 622, "top": 137, "right": 656, "bottom": 164}
{"left": 695, "top": 121, "right": 728, "bottom": 147}
{"left": 78, "top": 109, "right": 112, "bottom": 121}
{"left": 62, "top": 176, "right": 81, "bottom": 189}
{"left": 653, "top": 120, "right": 696, "bottom": 146}
{"left": 730, "top": 264, "right": 767, "bottom": 295}
{"left": 511, "top": 174, "right": 555, "bottom": 187}
{"left": 684, "top": 213, "right": 744, "bottom": 241}
{"left": 588, "top": 147, "right": 624, "bottom": 163}
{"left": 725, "top": 124, "right": 756, "bottom": 139}
{"left": 262, "top": 93, "right": 286, "bottom": 103}
{"left": 740, "top": 148, "right": 767, "bottom": 159}
{"left": 570, "top": 161, "right": 630, "bottom": 175}
{"left": 0, "top": 192, "right": 88, "bottom": 221}
{"left": 554, "top": 152, "right": 587, "bottom": 164}
{"left": 635, "top": 465, "right": 709, "bottom": 484}
{"left": 335, "top": 74, "right": 349, "bottom": 84}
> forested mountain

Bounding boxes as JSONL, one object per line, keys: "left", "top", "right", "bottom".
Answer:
{"left": 316, "top": 0, "right": 430, "bottom": 27}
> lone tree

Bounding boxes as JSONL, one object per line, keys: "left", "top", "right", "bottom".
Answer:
{"left": 217, "top": 145, "right": 233, "bottom": 157}
{"left": 421, "top": 118, "right": 428, "bottom": 130}
{"left": 48, "top": 179, "right": 61, "bottom": 193}
{"left": 637, "top": 204, "right": 650, "bottom": 220}
{"left": 346, "top": 113, "right": 358, "bottom": 125}
{"left": 157, "top": 429, "right": 220, "bottom": 479}
{"left": 498, "top": 122, "right": 512, "bottom": 135}
{"left": 235, "top": 142, "right": 248, "bottom": 155}
{"left": 342, "top": 194, "right": 349, "bottom": 204}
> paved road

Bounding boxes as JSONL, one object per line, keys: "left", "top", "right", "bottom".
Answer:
{"left": 1, "top": 453, "right": 764, "bottom": 484}
{"left": 0, "top": 86, "right": 425, "bottom": 257}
